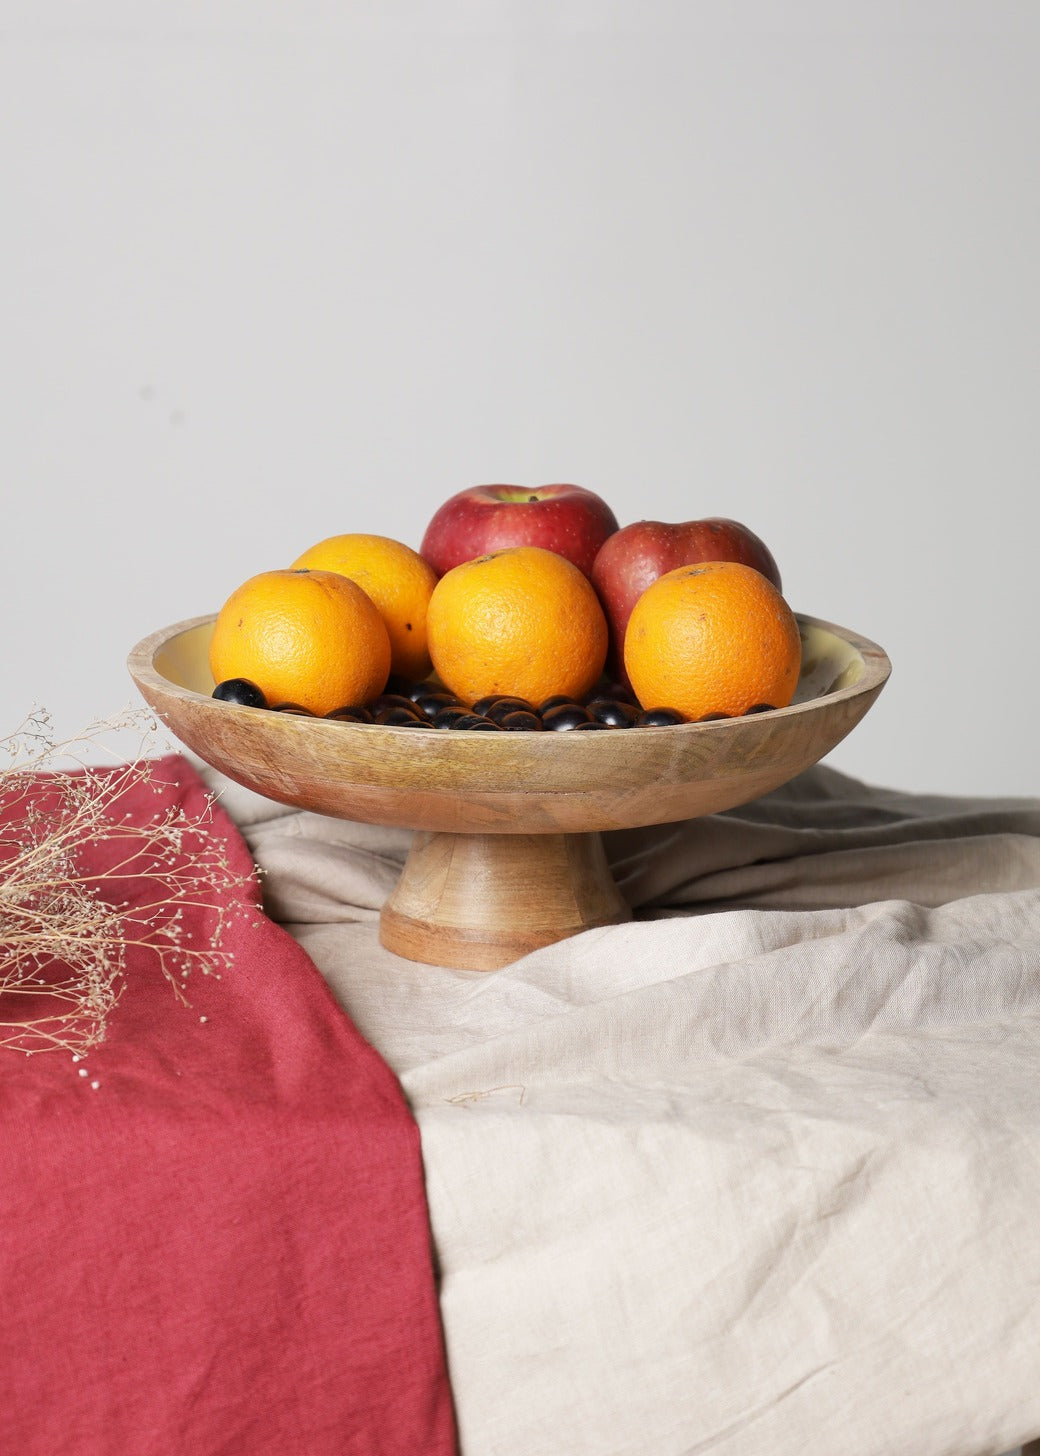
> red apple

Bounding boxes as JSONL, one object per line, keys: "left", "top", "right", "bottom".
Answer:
{"left": 591, "top": 518, "right": 783, "bottom": 676}
{"left": 420, "top": 484, "right": 619, "bottom": 579}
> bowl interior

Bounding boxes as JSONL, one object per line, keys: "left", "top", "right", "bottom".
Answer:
{"left": 131, "top": 611, "right": 889, "bottom": 834}
{"left": 155, "top": 617, "right": 865, "bottom": 704}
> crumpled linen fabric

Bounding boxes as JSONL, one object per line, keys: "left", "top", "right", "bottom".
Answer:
{"left": 207, "top": 761, "right": 1040, "bottom": 1456}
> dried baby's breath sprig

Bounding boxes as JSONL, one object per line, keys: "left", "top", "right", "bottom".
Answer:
{"left": 0, "top": 707, "right": 255, "bottom": 1056}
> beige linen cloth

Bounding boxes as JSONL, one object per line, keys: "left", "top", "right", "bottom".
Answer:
{"left": 199, "top": 759, "right": 1040, "bottom": 1456}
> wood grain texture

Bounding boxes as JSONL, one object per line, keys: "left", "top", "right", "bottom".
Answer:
{"left": 380, "top": 830, "right": 630, "bottom": 969}
{"left": 128, "top": 612, "right": 890, "bottom": 969}
{"left": 127, "top": 614, "right": 890, "bottom": 836}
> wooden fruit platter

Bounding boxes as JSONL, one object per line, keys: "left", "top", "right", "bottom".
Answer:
{"left": 128, "top": 613, "right": 890, "bottom": 970}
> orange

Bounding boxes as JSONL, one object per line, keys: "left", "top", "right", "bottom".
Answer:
{"left": 623, "top": 560, "right": 801, "bottom": 720}
{"left": 209, "top": 568, "right": 391, "bottom": 716}
{"left": 426, "top": 545, "right": 609, "bottom": 707}
{"left": 291, "top": 533, "right": 438, "bottom": 681}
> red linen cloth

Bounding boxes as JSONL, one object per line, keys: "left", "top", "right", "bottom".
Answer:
{"left": 0, "top": 755, "right": 456, "bottom": 1456}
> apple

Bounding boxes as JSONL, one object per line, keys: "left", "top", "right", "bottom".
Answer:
{"left": 591, "top": 518, "right": 783, "bottom": 676}
{"left": 420, "top": 484, "right": 619, "bottom": 579}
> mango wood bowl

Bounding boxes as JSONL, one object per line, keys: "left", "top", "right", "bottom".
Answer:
{"left": 128, "top": 614, "right": 890, "bottom": 971}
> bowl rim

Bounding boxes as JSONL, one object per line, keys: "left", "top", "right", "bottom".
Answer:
{"left": 128, "top": 611, "right": 892, "bottom": 833}
{"left": 128, "top": 609, "right": 891, "bottom": 733}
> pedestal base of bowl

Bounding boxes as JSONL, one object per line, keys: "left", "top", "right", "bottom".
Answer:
{"left": 379, "top": 829, "right": 631, "bottom": 971}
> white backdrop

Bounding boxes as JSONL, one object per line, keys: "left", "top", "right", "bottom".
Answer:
{"left": 3, "top": 0, "right": 1038, "bottom": 796}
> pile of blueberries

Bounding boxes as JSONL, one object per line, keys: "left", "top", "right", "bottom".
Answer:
{"left": 213, "top": 676, "right": 775, "bottom": 730}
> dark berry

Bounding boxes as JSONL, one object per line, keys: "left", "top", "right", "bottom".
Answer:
{"left": 272, "top": 702, "right": 316, "bottom": 716}
{"left": 542, "top": 704, "right": 592, "bottom": 731}
{"left": 213, "top": 678, "right": 267, "bottom": 709}
{"left": 432, "top": 706, "right": 475, "bottom": 728}
{"left": 451, "top": 714, "right": 501, "bottom": 730}
{"left": 636, "top": 707, "right": 686, "bottom": 727}
{"left": 472, "top": 694, "right": 525, "bottom": 716}
{"left": 744, "top": 703, "right": 776, "bottom": 715}
{"left": 412, "top": 690, "right": 460, "bottom": 719}
{"left": 697, "top": 712, "right": 731, "bottom": 722}
{"left": 368, "top": 692, "right": 421, "bottom": 717}
{"left": 377, "top": 704, "right": 426, "bottom": 725}
{"left": 481, "top": 696, "right": 537, "bottom": 723}
{"left": 538, "top": 694, "right": 577, "bottom": 714}
{"left": 586, "top": 697, "right": 639, "bottom": 728}
{"left": 498, "top": 710, "right": 544, "bottom": 731}
{"left": 326, "top": 705, "right": 374, "bottom": 723}
{"left": 485, "top": 701, "right": 537, "bottom": 725}
{"left": 570, "top": 720, "right": 611, "bottom": 730}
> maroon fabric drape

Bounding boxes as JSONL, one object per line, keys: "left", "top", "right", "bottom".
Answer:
{"left": 0, "top": 755, "right": 456, "bottom": 1456}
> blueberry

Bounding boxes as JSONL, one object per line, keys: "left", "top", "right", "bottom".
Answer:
{"left": 498, "top": 710, "right": 544, "bottom": 731}
{"left": 326, "top": 704, "right": 374, "bottom": 723}
{"left": 697, "top": 712, "right": 731, "bottom": 722}
{"left": 377, "top": 705, "right": 426, "bottom": 725}
{"left": 368, "top": 692, "right": 422, "bottom": 718}
{"left": 636, "top": 707, "right": 686, "bottom": 727}
{"left": 542, "top": 704, "right": 592, "bottom": 731}
{"left": 538, "top": 694, "right": 577, "bottom": 714}
{"left": 451, "top": 714, "right": 501, "bottom": 730}
{"left": 271, "top": 702, "right": 316, "bottom": 716}
{"left": 432, "top": 706, "right": 475, "bottom": 728}
{"left": 412, "top": 691, "right": 460, "bottom": 719}
{"left": 481, "top": 696, "right": 537, "bottom": 723}
{"left": 586, "top": 697, "right": 639, "bottom": 728}
{"left": 213, "top": 678, "right": 267, "bottom": 709}
{"left": 744, "top": 703, "right": 776, "bottom": 715}
{"left": 472, "top": 694, "right": 526, "bottom": 717}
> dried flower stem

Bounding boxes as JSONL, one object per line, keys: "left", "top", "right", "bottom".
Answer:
{"left": 0, "top": 707, "right": 255, "bottom": 1056}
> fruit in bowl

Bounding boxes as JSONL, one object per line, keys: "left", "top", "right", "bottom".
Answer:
{"left": 624, "top": 560, "right": 801, "bottom": 722}
{"left": 591, "top": 517, "right": 782, "bottom": 676}
{"left": 426, "top": 545, "right": 609, "bottom": 708}
{"left": 202, "top": 503, "right": 799, "bottom": 735}
{"left": 291, "top": 532, "right": 437, "bottom": 682}
{"left": 420, "top": 484, "right": 619, "bottom": 579}
{"left": 208, "top": 568, "right": 391, "bottom": 718}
